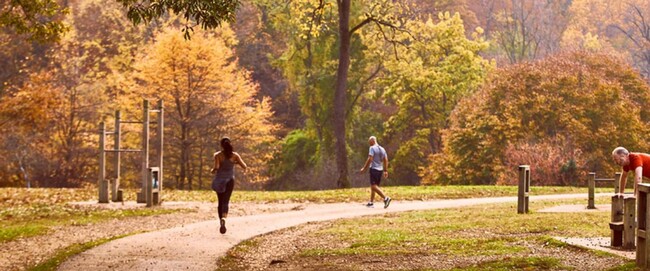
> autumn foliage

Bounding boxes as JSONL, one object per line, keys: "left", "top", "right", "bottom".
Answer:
{"left": 3, "top": 0, "right": 650, "bottom": 189}
{"left": 422, "top": 51, "right": 650, "bottom": 185}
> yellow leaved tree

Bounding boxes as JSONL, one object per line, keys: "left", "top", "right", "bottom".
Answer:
{"left": 134, "top": 27, "right": 276, "bottom": 190}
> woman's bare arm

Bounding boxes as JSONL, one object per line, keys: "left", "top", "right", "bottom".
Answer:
{"left": 235, "top": 153, "right": 247, "bottom": 170}
{"left": 211, "top": 152, "right": 221, "bottom": 174}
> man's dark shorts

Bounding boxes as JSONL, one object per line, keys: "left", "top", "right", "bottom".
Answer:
{"left": 369, "top": 168, "right": 383, "bottom": 185}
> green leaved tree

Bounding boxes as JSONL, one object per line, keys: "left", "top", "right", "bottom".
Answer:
{"left": 365, "top": 12, "right": 492, "bottom": 183}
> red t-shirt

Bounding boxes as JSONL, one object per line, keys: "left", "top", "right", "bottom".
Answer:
{"left": 623, "top": 152, "right": 650, "bottom": 178}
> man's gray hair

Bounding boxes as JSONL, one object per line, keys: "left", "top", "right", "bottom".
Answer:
{"left": 612, "top": 147, "right": 629, "bottom": 156}
{"left": 369, "top": 136, "right": 377, "bottom": 143}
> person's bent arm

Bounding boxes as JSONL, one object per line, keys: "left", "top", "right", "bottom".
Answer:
{"left": 235, "top": 153, "right": 247, "bottom": 170}
{"left": 619, "top": 171, "right": 627, "bottom": 195}
{"left": 635, "top": 166, "right": 643, "bottom": 196}
{"left": 211, "top": 152, "right": 221, "bottom": 174}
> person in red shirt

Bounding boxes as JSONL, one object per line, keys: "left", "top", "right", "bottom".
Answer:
{"left": 612, "top": 147, "right": 650, "bottom": 196}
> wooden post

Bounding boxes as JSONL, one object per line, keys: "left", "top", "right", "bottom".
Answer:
{"left": 518, "top": 165, "right": 530, "bottom": 214}
{"left": 614, "top": 172, "right": 622, "bottom": 194}
{"left": 112, "top": 110, "right": 121, "bottom": 202}
{"left": 146, "top": 167, "right": 159, "bottom": 207}
{"left": 524, "top": 169, "right": 530, "bottom": 213}
{"left": 138, "top": 100, "right": 150, "bottom": 203}
{"left": 98, "top": 122, "right": 108, "bottom": 203}
{"left": 611, "top": 195, "right": 624, "bottom": 247}
{"left": 624, "top": 196, "right": 636, "bottom": 249}
{"left": 637, "top": 184, "right": 650, "bottom": 268}
{"left": 588, "top": 172, "right": 596, "bottom": 209}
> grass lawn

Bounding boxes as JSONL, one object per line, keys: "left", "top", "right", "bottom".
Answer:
{"left": 0, "top": 185, "right": 625, "bottom": 270}
{"left": 221, "top": 196, "right": 636, "bottom": 270}
{"left": 0, "top": 185, "right": 610, "bottom": 242}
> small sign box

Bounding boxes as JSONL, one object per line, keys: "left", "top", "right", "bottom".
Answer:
{"left": 146, "top": 167, "right": 160, "bottom": 207}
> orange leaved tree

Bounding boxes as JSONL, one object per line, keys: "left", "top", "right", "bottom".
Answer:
{"left": 423, "top": 51, "right": 650, "bottom": 185}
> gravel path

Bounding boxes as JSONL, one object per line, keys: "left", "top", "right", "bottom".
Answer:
{"left": 53, "top": 193, "right": 605, "bottom": 271}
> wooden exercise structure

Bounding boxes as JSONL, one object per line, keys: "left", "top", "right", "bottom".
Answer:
{"left": 587, "top": 172, "right": 621, "bottom": 209}
{"left": 98, "top": 99, "right": 164, "bottom": 207}
{"left": 637, "top": 184, "right": 650, "bottom": 269}
{"left": 609, "top": 195, "right": 635, "bottom": 249}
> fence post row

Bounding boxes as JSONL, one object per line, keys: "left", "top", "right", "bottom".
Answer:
{"left": 588, "top": 172, "right": 622, "bottom": 209}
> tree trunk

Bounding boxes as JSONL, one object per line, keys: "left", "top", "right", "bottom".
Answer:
{"left": 198, "top": 143, "right": 205, "bottom": 189}
{"left": 334, "top": 0, "right": 351, "bottom": 188}
{"left": 179, "top": 123, "right": 189, "bottom": 189}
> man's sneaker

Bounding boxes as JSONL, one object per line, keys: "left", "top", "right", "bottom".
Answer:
{"left": 366, "top": 202, "right": 374, "bottom": 208}
{"left": 383, "top": 197, "right": 392, "bottom": 209}
{"left": 220, "top": 218, "right": 227, "bottom": 234}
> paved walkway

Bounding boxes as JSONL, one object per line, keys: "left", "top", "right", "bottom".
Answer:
{"left": 58, "top": 193, "right": 608, "bottom": 271}
{"left": 556, "top": 237, "right": 635, "bottom": 259}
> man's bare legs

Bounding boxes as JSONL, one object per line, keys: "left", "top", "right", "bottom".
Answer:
{"left": 370, "top": 184, "right": 386, "bottom": 202}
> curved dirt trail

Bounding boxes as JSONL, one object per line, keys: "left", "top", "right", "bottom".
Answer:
{"left": 58, "top": 193, "right": 602, "bottom": 271}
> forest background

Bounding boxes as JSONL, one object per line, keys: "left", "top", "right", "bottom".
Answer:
{"left": 1, "top": 0, "right": 650, "bottom": 191}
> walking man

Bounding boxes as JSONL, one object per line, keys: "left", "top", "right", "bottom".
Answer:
{"left": 360, "top": 136, "right": 391, "bottom": 208}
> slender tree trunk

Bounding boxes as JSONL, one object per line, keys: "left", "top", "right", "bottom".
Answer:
{"left": 334, "top": 0, "right": 351, "bottom": 188}
{"left": 179, "top": 123, "right": 189, "bottom": 189}
{"left": 198, "top": 143, "right": 205, "bottom": 189}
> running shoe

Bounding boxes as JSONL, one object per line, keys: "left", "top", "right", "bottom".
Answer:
{"left": 220, "top": 218, "right": 227, "bottom": 234}
{"left": 366, "top": 202, "right": 374, "bottom": 208}
{"left": 384, "top": 197, "right": 392, "bottom": 209}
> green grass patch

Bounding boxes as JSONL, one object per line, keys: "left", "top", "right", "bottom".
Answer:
{"left": 304, "top": 198, "right": 614, "bottom": 258}
{"left": 218, "top": 239, "right": 260, "bottom": 269}
{"left": 0, "top": 202, "right": 184, "bottom": 243}
{"left": 0, "top": 224, "right": 48, "bottom": 242}
{"left": 605, "top": 262, "right": 640, "bottom": 271}
{"left": 461, "top": 256, "right": 566, "bottom": 270}
{"left": 539, "top": 236, "right": 569, "bottom": 248}
{"left": 27, "top": 234, "right": 130, "bottom": 271}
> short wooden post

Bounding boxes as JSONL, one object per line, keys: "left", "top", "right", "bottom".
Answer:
{"left": 146, "top": 167, "right": 159, "bottom": 207}
{"left": 588, "top": 172, "right": 596, "bottom": 209}
{"left": 518, "top": 165, "right": 530, "bottom": 214}
{"left": 610, "top": 195, "right": 624, "bottom": 247}
{"left": 636, "top": 184, "right": 650, "bottom": 268}
{"left": 624, "top": 196, "right": 636, "bottom": 249}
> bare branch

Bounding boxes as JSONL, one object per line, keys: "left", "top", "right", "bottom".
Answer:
{"left": 349, "top": 17, "right": 373, "bottom": 36}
